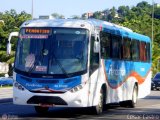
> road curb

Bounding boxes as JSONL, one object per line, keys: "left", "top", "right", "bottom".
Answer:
{"left": 0, "top": 98, "right": 12, "bottom": 103}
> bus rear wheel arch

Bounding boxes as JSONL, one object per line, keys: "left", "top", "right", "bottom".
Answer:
{"left": 129, "top": 84, "right": 138, "bottom": 108}
{"left": 120, "top": 83, "right": 138, "bottom": 108}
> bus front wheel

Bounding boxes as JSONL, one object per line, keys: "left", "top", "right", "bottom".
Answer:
{"left": 92, "top": 88, "right": 104, "bottom": 115}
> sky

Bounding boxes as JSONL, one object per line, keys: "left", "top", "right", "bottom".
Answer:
{"left": 0, "top": 0, "right": 159, "bottom": 18}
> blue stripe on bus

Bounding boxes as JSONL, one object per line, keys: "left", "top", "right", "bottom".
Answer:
{"left": 16, "top": 74, "right": 81, "bottom": 91}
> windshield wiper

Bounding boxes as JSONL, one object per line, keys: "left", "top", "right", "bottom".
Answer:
{"left": 50, "top": 51, "right": 70, "bottom": 78}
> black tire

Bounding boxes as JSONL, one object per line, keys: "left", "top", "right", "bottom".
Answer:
{"left": 120, "top": 85, "right": 138, "bottom": 108}
{"left": 34, "top": 106, "right": 49, "bottom": 114}
{"left": 128, "top": 85, "right": 138, "bottom": 108}
{"left": 120, "top": 101, "right": 127, "bottom": 107}
{"left": 92, "top": 88, "right": 104, "bottom": 115}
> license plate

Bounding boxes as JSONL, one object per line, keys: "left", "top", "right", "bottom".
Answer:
{"left": 40, "top": 104, "right": 55, "bottom": 107}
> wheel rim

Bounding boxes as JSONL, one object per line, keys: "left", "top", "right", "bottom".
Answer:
{"left": 133, "top": 87, "right": 137, "bottom": 104}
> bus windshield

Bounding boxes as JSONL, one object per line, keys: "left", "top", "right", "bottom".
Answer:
{"left": 15, "top": 28, "right": 89, "bottom": 77}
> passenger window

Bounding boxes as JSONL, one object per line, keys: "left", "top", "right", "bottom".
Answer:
{"left": 131, "top": 40, "right": 140, "bottom": 61}
{"left": 122, "top": 37, "right": 131, "bottom": 60}
{"left": 100, "top": 32, "right": 111, "bottom": 59}
{"left": 111, "top": 35, "right": 122, "bottom": 59}
{"left": 140, "top": 42, "right": 147, "bottom": 62}
{"left": 146, "top": 43, "right": 151, "bottom": 62}
{"left": 90, "top": 36, "right": 99, "bottom": 75}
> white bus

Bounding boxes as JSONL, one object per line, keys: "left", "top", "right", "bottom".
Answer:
{"left": 7, "top": 19, "right": 152, "bottom": 114}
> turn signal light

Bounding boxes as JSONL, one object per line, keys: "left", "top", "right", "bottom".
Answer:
{"left": 70, "top": 84, "right": 84, "bottom": 93}
{"left": 14, "top": 82, "right": 25, "bottom": 91}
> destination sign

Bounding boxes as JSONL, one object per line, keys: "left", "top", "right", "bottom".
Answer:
{"left": 20, "top": 35, "right": 48, "bottom": 39}
{"left": 25, "top": 28, "right": 52, "bottom": 35}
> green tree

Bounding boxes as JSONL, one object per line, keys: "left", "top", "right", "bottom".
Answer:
{"left": 93, "top": 11, "right": 102, "bottom": 19}
{"left": 117, "top": 6, "right": 129, "bottom": 18}
{"left": 51, "top": 13, "right": 65, "bottom": 19}
{"left": 108, "top": 7, "right": 117, "bottom": 21}
{"left": 0, "top": 9, "right": 31, "bottom": 65}
{"left": 71, "top": 15, "right": 81, "bottom": 19}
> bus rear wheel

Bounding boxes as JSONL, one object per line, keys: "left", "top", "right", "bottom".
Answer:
{"left": 34, "top": 106, "right": 49, "bottom": 114}
{"left": 128, "top": 85, "right": 138, "bottom": 108}
{"left": 120, "top": 85, "right": 138, "bottom": 108}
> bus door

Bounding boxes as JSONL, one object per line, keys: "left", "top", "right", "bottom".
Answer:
{"left": 88, "top": 35, "right": 100, "bottom": 105}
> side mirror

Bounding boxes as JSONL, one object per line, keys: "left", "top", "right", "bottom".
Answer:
{"left": 94, "top": 41, "right": 100, "bottom": 53}
{"left": 7, "top": 42, "right": 11, "bottom": 55}
{"left": 7, "top": 32, "right": 19, "bottom": 55}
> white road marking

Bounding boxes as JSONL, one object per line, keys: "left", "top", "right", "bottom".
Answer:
{"left": 137, "top": 104, "right": 160, "bottom": 109}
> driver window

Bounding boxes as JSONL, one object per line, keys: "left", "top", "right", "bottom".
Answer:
{"left": 90, "top": 36, "right": 99, "bottom": 75}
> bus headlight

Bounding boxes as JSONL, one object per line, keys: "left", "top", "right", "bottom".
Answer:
{"left": 14, "top": 82, "right": 25, "bottom": 91}
{"left": 70, "top": 84, "right": 84, "bottom": 93}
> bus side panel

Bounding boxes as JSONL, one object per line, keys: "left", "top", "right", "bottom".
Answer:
{"left": 102, "top": 59, "right": 135, "bottom": 103}
{"left": 133, "top": 62, "right": 151, "bottom": 98}
{"left": 102, "top": 59, "right": 151, "bottom": 103}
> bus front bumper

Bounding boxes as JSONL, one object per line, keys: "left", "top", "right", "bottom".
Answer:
{"left": 13, "top": 83, "right": 89, "bottom": 108}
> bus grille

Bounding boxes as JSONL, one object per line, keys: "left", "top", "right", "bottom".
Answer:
{"left": 27, "top": 96, "right": 68, "bottom": 105}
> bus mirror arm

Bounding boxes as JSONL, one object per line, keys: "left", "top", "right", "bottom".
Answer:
{"left": 7, "top": 42, "right": 11, "bottom": 55}
{"left": 7, "top": 32, "right": 19, "bottom": 55}
{"left": 94, "top": 41, "right": 100, "bottom": 53}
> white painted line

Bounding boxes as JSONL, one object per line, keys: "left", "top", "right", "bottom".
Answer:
{"left": 137, "top": 104, "right": 160, "bottom": 109}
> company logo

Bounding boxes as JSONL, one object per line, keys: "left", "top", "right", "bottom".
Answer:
{"left": 108, "top": 64, "right": 126, "bottom": 76}
{"left": 26, "top": 83, "right": 42, "bottom": 87}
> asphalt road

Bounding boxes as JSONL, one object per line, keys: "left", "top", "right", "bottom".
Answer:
{"left": 0, "top": 91, "right": 160, "bottom": 120}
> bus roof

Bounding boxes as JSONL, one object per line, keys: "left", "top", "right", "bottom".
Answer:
{"left": 87, "top": 19, "right": 151, "bottom": 42}
{"left": 21, "top": 19, "right": 94, "bottom": 31}
{"left": 21, "top": 18, "right": 151, "bottom": 42}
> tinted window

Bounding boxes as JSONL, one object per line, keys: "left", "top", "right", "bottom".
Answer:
{"left": 111, "top": 35, "right": 122, "bottom": 59}
{"left": 123, "top": 37, "right": 131, "bottom": 60}
{"left": 131, "top": 40, "right": 140, "bottom": 61}
{"left": 140, "top": 42, "right": 147, "bottom": 62}
{"left": 146, "top": 43, "right": 151, "bottom": 62}
{"left": 90, "top": 36, "right": 99, "bottom": 75}
{"left": 100, "top": 32, "right": 111, "bottom": 59}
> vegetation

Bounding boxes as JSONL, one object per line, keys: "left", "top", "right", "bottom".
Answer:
{"left": 0, "top": 9, "right": 31, "bottom": 63}
{"left": 0, "top": 1, "right": 160, "bottom": 75}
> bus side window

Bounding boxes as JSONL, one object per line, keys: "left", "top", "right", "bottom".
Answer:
{"left": 100, "top": 31, "right": 111, "bottom": 59}
{"left": 90, "top": 36, "right": 99, "bottom": 75}
{"left": 146, "top": 43, "right": 151, "bottom": 62}
{"left": 131, "top": 40, "right": 140, "bottom": 61}
{"left": 111, "top": 35, "right": 122, "bottom": 59}
{"left": 122, "top": 37, "right": 131, "bottom": 60}
{"left": 140, "top": 42, "right": 147, "bottom": 62}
